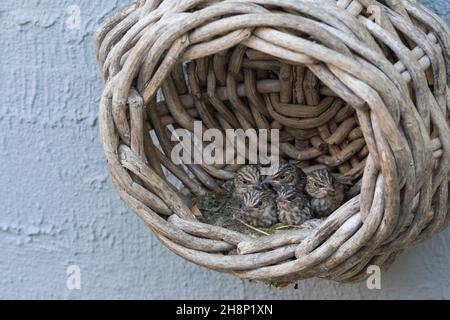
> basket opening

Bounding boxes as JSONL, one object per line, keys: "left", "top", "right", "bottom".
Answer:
{"left": 146, "top": 45, "right": 368, "bottom": 232}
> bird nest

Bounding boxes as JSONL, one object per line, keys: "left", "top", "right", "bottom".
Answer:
{"left": 95, "top": 0, "right": 450, "bottom": 284}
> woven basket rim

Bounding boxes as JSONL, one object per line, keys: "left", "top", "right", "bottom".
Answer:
{"left": 95, "top": 0, "right": 450, "bottom": 284}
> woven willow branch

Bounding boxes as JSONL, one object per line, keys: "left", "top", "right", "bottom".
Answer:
{"left": 95, "top": 0, "right": 450, "bottom": 284}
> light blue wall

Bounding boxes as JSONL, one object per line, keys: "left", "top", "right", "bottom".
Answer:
{"left": 0, "top": 0, "right": 449, "bottom": 299}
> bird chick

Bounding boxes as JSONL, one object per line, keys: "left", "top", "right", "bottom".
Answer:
{"left": 236, "top": 190, "right": 278, "bottom": 228}
{"left": 264, "top": 161, "right": 306, "bottom": 192}
{"left": 276, "top": 185, "right": 313, "bottom": 226}
{"left": 305, "top": 169, "right": 344, "bottom": 218}
{"left": 233, "top": 165, "right": 265, "bottom": 201}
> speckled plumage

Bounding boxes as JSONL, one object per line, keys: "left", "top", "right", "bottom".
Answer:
{"left": 276, "top": 185, "right": 313, "bottom": 225}
{"left": 236, "top": 189, "right": 278, "bottom": 228}
{"left": 305, "top": 169, "right": 344, "bottom": 218}
{"left": 232, "top": 165, "right": 264, "bottom": 202}
{"left": 265, "top": 161, "right": 307, "bottom": 192}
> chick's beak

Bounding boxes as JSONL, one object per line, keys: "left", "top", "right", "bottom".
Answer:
{"left": 258, "top": 176, "right": 272, "bottom": 189}
{"left": 255, "top": 179, "right": 266, "bottom": 190}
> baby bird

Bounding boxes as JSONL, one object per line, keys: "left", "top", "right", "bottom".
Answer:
{"left": 236, "top": 189, "right": 278, "bottom": 228}
{"left": 264, "top": 161, "right": 307, "bottom": 192}
{"left": 305, "top": 169, "right": 344, "bottom": 218}
{"left": 232, "top": 165, "right": 265, "bottom": 201}
{"left": 276, "top": 185, "right": 313, "bottom": 226}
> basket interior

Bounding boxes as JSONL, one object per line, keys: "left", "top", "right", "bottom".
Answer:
{"left": 144, "top": 44, "right": 370, "bottom": 228}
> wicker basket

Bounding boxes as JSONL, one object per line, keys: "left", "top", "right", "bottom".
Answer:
{"left": 95, "top": 0, "right": 450, "bottom": 284}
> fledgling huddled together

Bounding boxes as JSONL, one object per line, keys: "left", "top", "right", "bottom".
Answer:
{"left": 232, "top": 161, "right": 344, "bottom": 228}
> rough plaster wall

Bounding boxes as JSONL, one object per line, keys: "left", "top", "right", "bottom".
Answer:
{"left": 0, "top": 0, "right": 449, "bottom": 300}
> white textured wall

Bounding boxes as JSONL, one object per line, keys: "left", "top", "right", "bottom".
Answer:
{"left": 0, "top": 0, "right": 449, "bottom": 300}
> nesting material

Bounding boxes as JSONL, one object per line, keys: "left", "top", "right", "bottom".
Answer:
{"left": 194, "top": 190, "right": 298, "bottom": 237}
{"left": 95, "top": 0, "right": 450, "bottom": 284}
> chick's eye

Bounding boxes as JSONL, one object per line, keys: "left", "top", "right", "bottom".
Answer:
{"left": 257, "top": 201, "right": 263, "bottom": 207}
{"left": 280, "top": 175, "right": 286, "bottom": 180}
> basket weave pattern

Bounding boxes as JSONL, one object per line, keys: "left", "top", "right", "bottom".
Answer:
{"left": 95, "top": 0, "right": 450, "bottom": 283}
